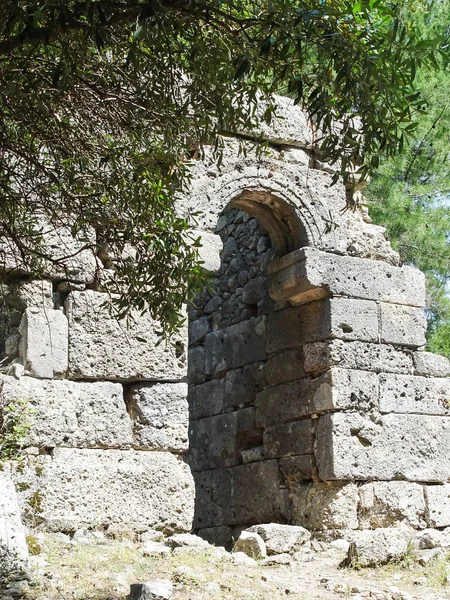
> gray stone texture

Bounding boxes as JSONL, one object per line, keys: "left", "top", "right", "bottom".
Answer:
{"left": 14, "top": 449, "right": 194, "bottom": 533}
{"left": 268, "top": 247, "right": 426, "bottom": 307}
{"left": 263, "top": 419, "right": 315, "bottom": 459}
{"left": 224, "top": 362, "right": 266, "bottom": 410}
{"left": 190, "top": 229, "right": 223, "bottom": 274}
{"left": 65, "top": 290, "right": 187, "bottom": 381}
{"left": 246, "top": 523, "right": 310, "bottom": 555}
{"left": 303, "top": 339, "right": 413, "bottom": 375}
{"left": 125, "top": 382, "right": 188, "bottom": 452}
{"left": 279, "top": 455, "right": 317, "bottom": 483}
{"left": 379, "top": 373, "right": 450, "bottom": 416}
{"left": 345, "top": 529, "right": 411, "bottom": 567}
{"left": 0, "top": 374, "right": 132, "bottom": 449}
{"left": 193, "top": 461, "right": 289, "bottom": 529}
{"left": 204, "top": 316, "right": 267, "bottom": 374}
{"left": 19, "top": 307, "right": 68, "bottom": 379}
{"left": 189, "top": 379, "right": 225, "bottom": 420}
{"left": 0, "top": 467, "right": 29, "bottom": 580}
{"left": 188, "top": 408, "right": 260, "bottom": 471}
{"left": 358, "top": 482, "right": 427, "bottom": 529}
{"left": 8, "top": 280, "right": 53, "bottom": 310}
{"left": 379, "top": 303, "right": 427, "bottom": 348}
{"left": 129, "top": 579, "right": 173, "bottom": 600}
{"left": 233, "top": 531, "right": 267, "bottom": 559}
{"left": 425, "top": 485, "right": 450, "bottom": 528}
{"left": 256, "top": 368, "right": 378, "bottom": 427}
{"left": 316, "top": 411, "right": 450, "bottom": 483}
{"left": 265, "top": 348, "right": 305, "bottom": 386}
{"left": 413, "top": 352, "right": 450, "bottom": 378}
{"left": 290, "top": 482, "right": 359, "bottom": 530}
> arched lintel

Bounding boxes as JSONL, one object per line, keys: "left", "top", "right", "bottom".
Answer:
{"left": 227, "top": 190, "right": 309, "bottom": 256}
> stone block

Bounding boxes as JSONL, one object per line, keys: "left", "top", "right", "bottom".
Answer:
{"left": 266, "top": 298, "right": 379, "bottom": 353}
{"left": 380, "top": 303, "right": 427, "bottom": 348}
{"left": 19, "top": 307, "right": 68, "bottom": 379}
{"left": 224, "top": 362, "right": 266, "bottom": 409}
{"left": 279, "top": 455, "right": 316, "bottom": 483}
{"left": 316, "top": 412, "right": 450, "bottom": 483}
{"left": 190, "top": 229, "right": 222, "bottom": 274}
{"left": 268, "top": 247, "right": 426, "bottom": 307}
{"left": 345, "top": 529, "right": 411, "bottom": 567}
{"left": 303, "top": 339, "right": 413, "bottom": 375}
{"left": 65, "top": 291, "right": 187, "bottom": 381}
{"left": 379, "top": 373, "right": 450, "bottom": 416}
{"left": 190, "top": 378, "right": 225, "bottom": 420}
{"left": 413, "top": 352, "right": 450, "bottom": 378}
{"left": 188, "top": 316, "right": 211, "bottom": 345}
{"left": 0, "top": 467, "right": 29, "bottom": 580}
{"left": 204, "top": 316, "right": 266, "bottom": 374}
{"left": 129, "top": 579, "right": 173, "bottom": 600}
{"left": 188, "top": 346, "right": 205, "bottom": 384}
{"left": 234, "top": 531, "right": 267, "bottom": 559}
{"left": 255, "top": 368, "right": 378, "bottom": 427}
{"left": 358, "top": 482, "right": 426, "bottom": 529}
{"left": 125, "top": 382, "right": 188, "bottom": 453}
{"left": 0, "top": 375, "right": 132, "bottom": 449}
{"left": 290, "top": 482, "right": 359, "bottom": 530}
{"left": 263, "top": 419, "right": 315, "bottom": 459}
{"left": 188, "top": 407, "right": 260, "bottom": 471}
{"left": 193, "top": 460, "right": 289, "bottom": 529}
{"left": 14, "top": 449, "right": 194, "bottom": 533}
{"left": 197, "top": 526, "right": 234, "bottom": 549}
{"left": 8, "top": 280, "right": 53, "bottom": 311}
{"left": 425, "top": 485, "right": 450, "bottom": 527}
{"left": 265, "top": 348, "right": 305, "bottom": 386}
{"left": 246, "top": 523, "right": 310, "bottom": 555}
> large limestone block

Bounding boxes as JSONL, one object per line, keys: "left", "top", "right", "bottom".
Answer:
{"left": 316, "top": 412, "right": 450, "bottom": 483}
{"left": 15, "top": 449, "right": 194, "bottom": 533}
{"left": 19, "top": 307, "right": 68, "bottom": 378}
{"left": 425, "top": 484, "right": 450, "bottom": 527}
{"left": 345, "top": 529, "right": 411, "bottom": 567}
{"left": 193, "top": 460, "right": 289, "bottom": 529}
{"left": 303, "top": 339, "right": 413, "bottom": 375}
{"left": 379, "top": 303, "right": 427, "bottom": 348}
{"left": 265, "top": 348, "right": 305, "bottom": 386}
{"left": 290, "top": 482, "right": 359, "bottom": 530}
{"left": 413, "top": 352, "right": 450, "bottom": 378}
{"left": 358, "top": 482, "right": 426, "bottom": 529}
{"left": 246, "top": 523, "right": 310, "bottom": 555}
{"left": 256, "top": 368, "right": 378, "bottom": 427}
{"left": 237, "top": 94, "right": 313, "bottom": 148}
{"left": 263, "top": 419, "right": 315, "bottom": 459}
{"left": 189, "top": 379, "right": 224, "bottom": 420}
{"left": 189, "top": 230, "right": 223, "bottom": 274}
{"left": 188, "top": 408, "right": 259, "bottom": 471}
{"left": 126, "top": 382, "right": 188, "bottom": 453}
{"left": 204, "top": 316, "right": 266, "bottom": 374}
{"left": 0, "top": 467, "right": 29, "bottom": 580}
{"left": 8, "top": 280, "right": 53, "bottom": 310}
{"left": 379, "top": 373, "right": 450, "bottom": 416}
{"left": 0, "top": 375, "right": 132, "bottom": 449}
{"left": 266, "top": 297, "right": 379, "bottom": 353}
{"left": 268, "top": 247, "right": 426, "bottom": 307}
{"left": 65, "top": 291, "right": 187, "bottom": 381}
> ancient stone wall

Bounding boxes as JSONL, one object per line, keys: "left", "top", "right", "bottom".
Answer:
{"left": 1, "top": 96, "right": 450, "bottom": 553}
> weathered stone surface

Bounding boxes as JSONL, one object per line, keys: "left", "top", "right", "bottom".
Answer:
{"left": 380, "top": 303, "right": 427, "bottom": 348}
{"left": 358, "top": 482, "right": 426, "bottom": 529}
{"left": 14, "top": 449, "right": 194, "bottom": 533}
{"left": 197, "top": 526, "right": 233, "bottom": 549}
{"left": 0, "top": 467, "right": 29, "bottom": 580}
{"left": 189, "top": 379, "right": 225, "bottom": 420}
{"left": 279, "top": 455, "right": 316, "bottom": 483}
{"left": 129, "top": 579, "right": 173, "bottom": 600}
{"left": 345, "top": 529, "right": 411, "bottom": 567}
{"left": 65, "top": 291, "right": 187, "bottom": 381}
{"left": 0, "top": 375, "right": 132, "bottom": 449}
{"left": 193, "top": 461, "right": 289, "bottom": 529}
{"left": 291, "top": 482, "right": 359, "bottom": 530}
{"left": 265, "top": 348, "right": 305, "bottom": 386}
{"left": 425, "top": 485, "right": 450, "bottom": 527}
{"left": 316, "top": 412, "right": 450, "bottom": 482}
{"left": 187, "top": 346, "right": 205, "bottom": 384}
{"left": 266, "top": 298, "right": 379, "bottom": 354}
{"left": 263, "top": 419, "right": 314, "bottom": 459}
{"left": 165, "top": 533, "right": 212, "bottom": 549}
{"left": 125, "top": 382, "right": 188, "bottom": 452}
{"left": 303, "top": 339, "right": 413, "bottom": 375}
{"left": 247, "top": 523, "right": 310, "bottom": 555}
{"left": 8, "top": 280, "right": 53, "bottom": 310}
{"left": 379, "top": 374, "right": 450, "bottom": 416}
{"left": 189, "top": 316, "right": 211, "bottom": 346}
{"left": 204, "top": 316, "right": 267, "bottom": 373}
{"left": 234, "top": 531, "right": 267, "bottom": 559}
{"left": 224, "top": 362, "right": 266, "bottom": 410}
{"left": 413, "top": 352, "right": 450, "bottom": 378}
{"left": 256, "top": 368, "right": 378, "bottom": 427}
{"left": 268, "top": 247, "right": 426, "bottom": 307}
{"left": 189, "top": 230, "right": 222, "bottom": 274}
{"left": 19, "top": 307, "right": 68, "bottom": 379}
{"left": 188, "top": 408, "right": 260, "bottom": 471}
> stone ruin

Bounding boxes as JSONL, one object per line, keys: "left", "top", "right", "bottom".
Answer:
{"left": 1, "top": 97, "right": 450, "bottom": 570}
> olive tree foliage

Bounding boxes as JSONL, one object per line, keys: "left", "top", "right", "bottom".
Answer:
{"left": 0, "top": 0, "right": 443, "bottom": 332}
{"left": 365, "top": 0, "right": 450, "bottom": 357}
